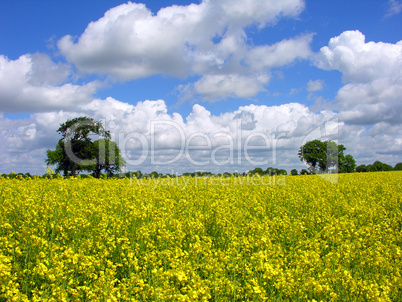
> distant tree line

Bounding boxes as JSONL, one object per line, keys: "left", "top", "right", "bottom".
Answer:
{"left": 115, "top": 167, "right": 288, "bottom": 179}
{"left": 355, "top": 161, "right": 402, "bottom": 173}
{"left": 2, "top": 161, "right": 401, "bottom": 180}
{"left": 4, "top": 159, "right": 401, "bottom": 180}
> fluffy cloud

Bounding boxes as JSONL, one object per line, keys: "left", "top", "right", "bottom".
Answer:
{"left": 58, "top": 0, "right": 310, "bottom": 99}
{"left": 339, "top": 123, "right": 402, "bottom": 164}
{"left": 315, "top": 30, "right": 402, "bottom": 126}
{"left": 0, "top": 110, "right": 79, "bottom": 174}
{"left": 245, "top": 34, "right": 313, "bottom": 70}
{"left": 315, "top": 30, "right": 402, "bottom": 83}
{"left": 179, "top": 34, "right": 312, "bottom": 100}
{"left": 337, "top": 77, "right": 402, "bottom": 125}
{"left": 0, "top": 54, "right": 98, "bottom": 112}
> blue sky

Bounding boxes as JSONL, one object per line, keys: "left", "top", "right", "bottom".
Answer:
{"left": 0, "top": 0, "right": 401, "bottom": 175}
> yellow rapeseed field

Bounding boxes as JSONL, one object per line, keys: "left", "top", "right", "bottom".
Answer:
{"left": 0, "top": 171, "right": 401, "bottom": 301}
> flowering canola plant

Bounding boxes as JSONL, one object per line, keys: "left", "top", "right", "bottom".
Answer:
{"left": 0, "top": 171, "right": 401, "bottom": 301}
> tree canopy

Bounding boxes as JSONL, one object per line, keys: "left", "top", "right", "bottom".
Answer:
{"left": 298, "top": 139, "right": 356, "bottom": 173}
{"left": 46, "top": 117, "right": 125, "bottom": 177}
{"left": 298, "top": 140, "right": 325, "bottom": 173}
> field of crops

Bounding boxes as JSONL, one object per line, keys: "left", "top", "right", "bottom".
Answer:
{"left": 1, "top": 172, "right": 401, "bottom": 301}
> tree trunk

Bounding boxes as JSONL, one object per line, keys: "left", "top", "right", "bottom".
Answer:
{"left": 71, "top": 163, "right": 76, "bottom": 176}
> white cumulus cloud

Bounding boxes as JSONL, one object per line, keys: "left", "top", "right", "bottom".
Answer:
{"left": 314, "top": 30, "right": 402, "bottom": 126}
{"left": 0, "top": 54, "right": 98, "bottom": 112}
{"left": 58, "top": 0, "right": 310, "bottom": 99}
{"left": 315, "top": 30, "right": 402, "bottom": 83}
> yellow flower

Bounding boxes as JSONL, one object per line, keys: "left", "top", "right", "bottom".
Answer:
{"left": 0, "top": 171, "right": 401, "bottom": 301}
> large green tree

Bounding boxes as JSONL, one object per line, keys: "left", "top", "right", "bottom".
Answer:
{"left": 298, "top": 139, "right": 355, "bottom": 173}
{"left": 46, "top": 117, "right": 124, "bottom": 177}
